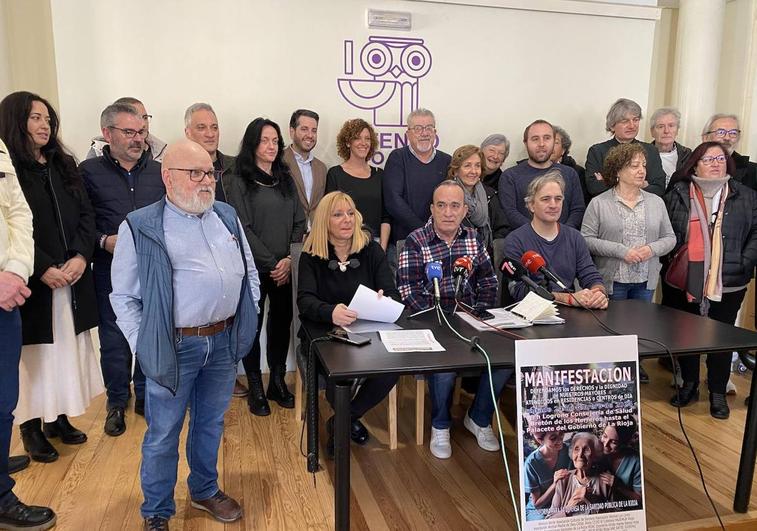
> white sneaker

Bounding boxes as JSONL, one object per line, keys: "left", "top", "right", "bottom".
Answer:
{"left": 430, "top": 427, "right": 452, "bottom": 459}
{"left": 726, "top": 379, "right": 737, "bottom": 395}
{"left": 464, "top": 413, "right": 500, "bottom": 452}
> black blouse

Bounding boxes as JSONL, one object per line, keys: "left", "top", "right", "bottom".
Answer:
{"left": 325, "top": 165, "right": 390, "bottom": 239}
{"left": 297, "top": 240, "right": 400, "bottom": 324}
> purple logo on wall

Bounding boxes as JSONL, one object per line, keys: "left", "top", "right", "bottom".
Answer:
{"left": 338, "top": 36, "right": 432, "bottom": 127}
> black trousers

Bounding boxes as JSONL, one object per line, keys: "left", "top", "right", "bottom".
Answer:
{"left": 242, "top": 274, "right": 293, "bottom": 375}
{"left": 326, "top": 375, "right": 399, "bottom": 420}
{"left": 662, "top": 284, "right": 746, "bottom": 394}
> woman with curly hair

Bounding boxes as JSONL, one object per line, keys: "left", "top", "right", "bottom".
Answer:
{"left": 326, "top": 118, "right": 390, "bottom": 249}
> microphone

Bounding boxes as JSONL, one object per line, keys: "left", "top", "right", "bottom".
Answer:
{"left": 521, "top": 250, "right": 568, "bottom": 290}
{"left": 500, "top": 257, "right": 555, "bottom": 301}
{"left": 452, "top": 256, "right": 473, "bottom": 298}
{"left": 425, "top": 262, "right": 443, "bottom": 303}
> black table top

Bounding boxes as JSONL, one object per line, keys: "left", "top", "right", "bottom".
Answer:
{"left": 303, "top": 300, "right": 757, "bottom": 380}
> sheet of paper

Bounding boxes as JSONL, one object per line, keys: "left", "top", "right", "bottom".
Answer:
{"left": 343, "top": 320, "right": 402, "bottom": 334}
{"left": 347, "top": 284, "right": 404, "bottom": 323}
{"left": 511, "top": 291, "right": 560, "bottom": 322}
{"left": 456, "top": 308, "right": 533, "bottom": 330}
{"left": 378, "top": 329, "right": 445, "bottom": 352}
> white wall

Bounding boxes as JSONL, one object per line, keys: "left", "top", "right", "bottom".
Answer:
{"left": 50, "top": 0, "right": 658, "bottom": 168}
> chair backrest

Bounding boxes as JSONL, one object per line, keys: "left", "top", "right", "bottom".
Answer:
{"left": 290, "top": 242, "right": 304, "bottom": 352}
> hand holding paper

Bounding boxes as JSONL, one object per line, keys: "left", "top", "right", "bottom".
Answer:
{"left": 347, "top": 284, "right": 404, "bottom": 323}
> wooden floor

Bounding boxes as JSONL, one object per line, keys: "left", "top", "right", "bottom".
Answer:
{"left": 9, "top": 362, "right": 757, "bottom": 530}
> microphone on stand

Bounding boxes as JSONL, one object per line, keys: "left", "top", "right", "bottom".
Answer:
{"left": 452, "top": 256, "right": 473, "bottom": 298}
{"left": 425, "top": 262, "right": 443, "bottom": 304}
{"left": 500, "top": 257, "right": 555, "bottom": 301}
{"left": 521, "top": 250, "right": 568, "bottom": 290}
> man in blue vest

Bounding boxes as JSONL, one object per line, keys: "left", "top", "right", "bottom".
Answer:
{"left": 110, "top": 140, "right": 260, "bottom": 530}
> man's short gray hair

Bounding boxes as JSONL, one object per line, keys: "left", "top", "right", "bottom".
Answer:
{"left": 702, "top": 113, "right": 740, "bottom": 135}
{"left": 100, "top": 102, "right": 140, "bottom": 129}
{"left": 524, "top": 169, "right": 565, "bottom": 209}
{"left": 552, "top": 126, "right": 572, "bottom": 155}
{"left": 480, "top": 134, "right": 510, "bottom": 159}
{"left": 407, "top": 108, "right": 435, "bottom": 126}
{"left": 432, "top": 179, "right": 465, "bottom": 199}
{"left": 649, "top": 107, "right": 681, "bottom": 131}
{"left": 606, "top": 98, "right": 643, "bottom": 133}
{"left": 184, "top": 102, "right": 217, "bottom": 128}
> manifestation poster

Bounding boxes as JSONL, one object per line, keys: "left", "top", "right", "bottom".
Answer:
{"left": 515, "top": 335, "right": 645, "bottom": 531}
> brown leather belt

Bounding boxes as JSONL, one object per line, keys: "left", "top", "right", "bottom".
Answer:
{"left": 177, "top": 316, "right": 234, "bottom": 337}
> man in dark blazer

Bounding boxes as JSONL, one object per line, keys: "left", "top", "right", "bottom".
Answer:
{"left": 282, "top": 109, "right": 326, "bottom": 227}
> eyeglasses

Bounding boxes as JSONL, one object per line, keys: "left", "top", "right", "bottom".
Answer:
{"left": 168, "top": 168, "right": 222, "bottom": 182}
{"left": 700, "top": 155, "right": 727, "bottom": 165}
{"left": 108, "top": 126, "right": 148, "bottom": 139}
{"left": 409, "top": 125, "right": 436, "bottom": 134}
{"left": 705, "top": 128, "right": 741, "bottom": 138}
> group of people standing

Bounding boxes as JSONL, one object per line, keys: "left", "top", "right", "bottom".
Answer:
{"left": 0, "top": 89, "right": 755, "bottom": 530}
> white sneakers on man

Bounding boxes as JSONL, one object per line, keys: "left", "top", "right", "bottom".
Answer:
{"left": 429, "top": 427, "right": 452, "bottom": 459}
{"left": 464, "top": 413, "right": 500, "bottom": 451}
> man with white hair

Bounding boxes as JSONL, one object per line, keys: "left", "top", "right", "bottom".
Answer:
{"left": 650, "top": 107, "right": 691, "bottom": 186}
{"left": 702, "top": 113, "right": 757, "bottom": 191}
{"left": 110, "top": 140, "right": 260, "bottom": 530}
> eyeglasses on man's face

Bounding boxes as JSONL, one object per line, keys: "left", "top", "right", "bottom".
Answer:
{"left": 409, "top": 125, "right": 436, "bottom": 135}
{"left": 168, "top": 168, "right": 222, "bottom": 182}
{"left": 108, "top": 126, "right": 148, "bottom": 139}
{"left": 706, "top": 128, "right": 741, "bottom": 139}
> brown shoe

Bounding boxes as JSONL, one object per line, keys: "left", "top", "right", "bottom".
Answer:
{"left": 232, "top": 379, "right": 249, "bottom": 398}
{"left": 143, "top": 516, "right": 169, "bottom": 530}
{"left": 191, "top": 490, "right": 242, "bottom": 522}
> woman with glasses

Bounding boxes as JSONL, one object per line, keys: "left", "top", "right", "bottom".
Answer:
{"left": 225, "top": 118, "right": 306, "bottom": 417}
{"left": 662, "top": 141, "right": 757, "bottom": 419}
{"left": 0, "top": 92, "right": 103, "bottom": 463}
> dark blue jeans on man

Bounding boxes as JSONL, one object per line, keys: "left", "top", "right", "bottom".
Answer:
{"left": 0, "top": 309, "right": 21, "bottom": 510}
{"left": 95, "top": 263, "right": 145, "bottom": 408}
{"left": 140, "top": 327, "right": 237, "bottom": 519}
{"left": 428, "top": 368, "right": 511, "bottom": 429}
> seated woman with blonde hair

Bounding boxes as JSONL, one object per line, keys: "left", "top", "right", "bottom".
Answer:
{"left": 298, "top": 191, "right": 400, "bottom": 458}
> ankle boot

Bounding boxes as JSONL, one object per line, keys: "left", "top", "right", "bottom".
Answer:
{"left": 267, "top": 366, "right": 294, "bottom": 409}
{"left": 43, "top": 414, "right": 87, "bottom": 445}
{"left": 20, "top": 419, "right": 58, "bottom": 463}
{"left": 247, "top": 372, "right": 271, "bottom": 416}
{"left": 670, "top": 381, "right": 699, "bottom": 407}
{"left": 710, "top": 392, "right": 730, "bottom": 419}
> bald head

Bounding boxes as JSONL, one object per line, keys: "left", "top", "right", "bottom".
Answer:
{"left": 162, "top": 140, "right": 216, "bottom": 214}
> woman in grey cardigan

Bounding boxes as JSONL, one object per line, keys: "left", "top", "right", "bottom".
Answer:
{"left": 581, "top": 144, "right": 675, "bottom": 381}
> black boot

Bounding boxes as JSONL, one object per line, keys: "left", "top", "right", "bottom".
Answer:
{"left": 710, "top": 393, "right": 730, "bottom": 419}
{"left": 247, "top": 372, "right": 271, "bottom": 416}
{"left": 267, "top": 366, "right": 294, "bottom": 409}
{"left": 0, "top": 499, "right": 56, "bottom": 530}
{"left": 20, "top": 419, "right": 58, "bottom": 463}
{"left": 670, "top": 381, "right": 699, "bottom": 407}
{"left": 43, "top": 414, "right": 87, "bottom": 444}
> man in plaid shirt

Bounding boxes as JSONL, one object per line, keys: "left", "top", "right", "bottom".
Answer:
{"left": 397, "top": 180, "right": 505, "bottom": 460}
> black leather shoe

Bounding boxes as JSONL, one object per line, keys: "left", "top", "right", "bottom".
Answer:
{"left": 8, "top": 455, "right": 30, "bottom": 474}
{"left": 19, "top": 420, "right": 58, "bottom": 463}
{"left": 710, "top": 393, "right": 730, "bottom": 419}
{"left": 326, "top": 415, "right": 371, "bottom": 447}
{"left": 105, "top": 407, "right": 126, "bottom": 436}
{"left": 266, "top": 366, "right": 294, "bottom": 409}
{"left": 638, "top": 363, "right": 649, "bottom": 384}
{"left": 43, "top": 414, "right": 87, "bottom": 444}
{"left": 670, "top": 382, "right": 699, "bottom": 407}
{"left": 143, "top": 515, "right": 169, "bottom": 530}
{"left": 135, "top": 399, "right": 145, "bottom": 417}
{"left": 247, "top": 372, "right": 271, "bottom": 416}
{"left": 0, "top": 499, "right": 56, "bottom": 530}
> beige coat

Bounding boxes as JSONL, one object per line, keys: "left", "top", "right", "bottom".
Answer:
{"left": 0, "top": 140, "right": 33, "bottom": 282}
{"left": 282, "top": 145, "right": 326, "bottom": 222}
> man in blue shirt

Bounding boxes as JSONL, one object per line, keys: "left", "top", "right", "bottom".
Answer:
{"left": 110, "top": 140, "right": 260, "bottom": 530}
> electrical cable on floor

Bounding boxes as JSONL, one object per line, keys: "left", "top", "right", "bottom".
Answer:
{"left": 438, "top": 308, "right": 523, "bottom": 531}
{"left": 299, "top": 336, "right": 331, "bottom": 488}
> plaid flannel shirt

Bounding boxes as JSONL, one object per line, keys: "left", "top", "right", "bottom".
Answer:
{"left": 397, "top": 219, "right": 497, "bottom": 312}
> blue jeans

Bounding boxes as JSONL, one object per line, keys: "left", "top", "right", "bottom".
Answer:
{"left": 428, "top": 368, "right": 511, "bottom": 429}
{"left": 0, "top": 309, "right": 21, "bottom": 510}
{"left": 610, "top": 282, "right": 654, "bottom": 302}
{"left": 140, "top": 328, "right": 237, "bottom": 519}
{"left": 94, "top": 264, "right": 145, "bottom": 408}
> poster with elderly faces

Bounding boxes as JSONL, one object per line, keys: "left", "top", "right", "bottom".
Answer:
{"left": 516, "top": 336, "right": 646, "bottom": 530}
